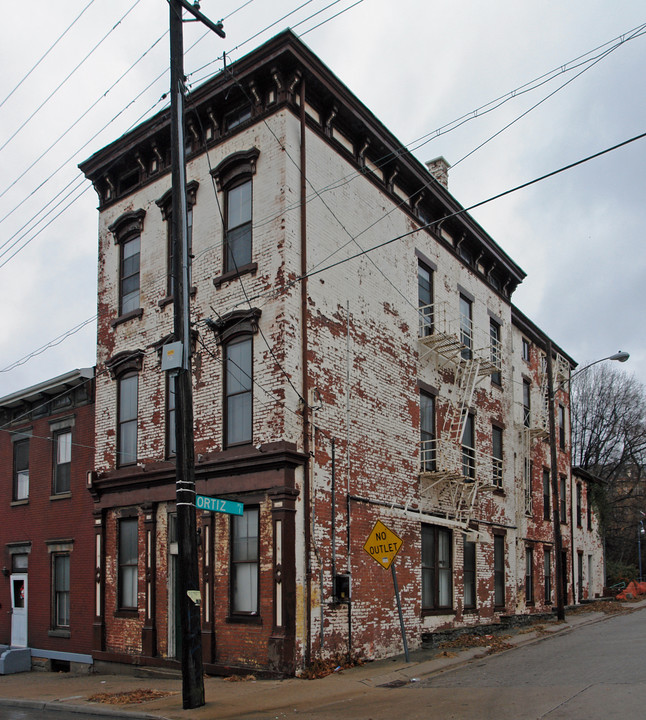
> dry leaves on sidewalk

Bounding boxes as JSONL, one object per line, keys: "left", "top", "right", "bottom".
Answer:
{"left": 88, "top": 688, "right": 177, "bottom": 705}
{"left": 438, "top": 633, "right": 513, "bottom": 655}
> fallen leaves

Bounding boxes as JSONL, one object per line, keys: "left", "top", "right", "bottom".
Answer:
{"left": 300, "top": 652, "right": 366, "bottom": 680}
{"left": 88, "top": 688, "right": 177, "bottom": 705}
{"left": 438, "top": 633, "right": 513, "bottom": 655}
{"left": 225, "top": 674, "right": 257, "bottom": 682}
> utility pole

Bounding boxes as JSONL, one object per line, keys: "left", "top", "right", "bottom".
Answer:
{"left": 546, "top": 339, "right": 565, "bottom": 621}
{"left": 169, "top": 0, "right": 224, "bottom": 709}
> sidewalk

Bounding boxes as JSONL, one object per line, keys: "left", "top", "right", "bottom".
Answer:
{"left": 1, "top": 601, "right": 644, "bottom": 720}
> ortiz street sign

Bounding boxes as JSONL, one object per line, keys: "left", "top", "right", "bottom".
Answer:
{"left": 363, "top": 520, "right": 403, "bottom": 570}
{"left": 195, "top": 495, "right": 243, "bottom": 515}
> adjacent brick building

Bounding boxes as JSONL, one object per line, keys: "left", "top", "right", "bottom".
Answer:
{"left": 78, "top": 30, "right": 602, "bottom": 676}
{"left": 0, "top": 369, "right": 95, "bottom": 671}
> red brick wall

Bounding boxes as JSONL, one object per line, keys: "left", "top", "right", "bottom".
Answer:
{"left": 0, "top": 395, "right": 95, "bottom": 656}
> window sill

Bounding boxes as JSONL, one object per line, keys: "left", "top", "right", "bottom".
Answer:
{"left": 50, "top": 492, "right": 72, "bottom": 501}
{"left": 48, "top": 629, "right": 71, "bottom": 639}
{"left": 226, "top": 614, "right": 262, "bottom": 625}
{"left": 114, "top": 610, "right": 138, "bottom": 618}
{"left": 421, "top": 608, "right": 455, "bottom": 617}
{"left": 111, "top": 308, "right": 143, "bottom": 328}
{"left": 11, "top": 499, "right": 29, "bottom": 507}
{"left": 463, "top": 607, "right": 478, "bottom": 614}
{"left": 213, "top": 262, "right": 258, "bottom": 288}
{"left": 492, "top": 487, "right": 505, "bottom": 496}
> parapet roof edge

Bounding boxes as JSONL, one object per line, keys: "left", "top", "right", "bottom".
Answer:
{"left": 0, "top": 367, "right": 95, "bottom": 408}
{"left": 511, "top": 305, "right": 576, "bottom": 368}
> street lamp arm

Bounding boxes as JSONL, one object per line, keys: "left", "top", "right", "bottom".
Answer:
{"left": 557, "top": 351, "right": 629, "bottom": 393}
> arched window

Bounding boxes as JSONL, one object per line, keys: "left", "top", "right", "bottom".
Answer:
{"left": 211, "top": 148, "right": 260, "bottom": 277}
{"left": 109, "top": 210, "right": 146, "bottom": 319}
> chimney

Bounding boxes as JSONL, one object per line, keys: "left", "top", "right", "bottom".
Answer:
{"left": 426, "top": 156, "right": 451, "bottom": 189}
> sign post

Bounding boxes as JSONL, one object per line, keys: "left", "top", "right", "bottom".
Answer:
{"left": 363, "top": 520, "right": 409, "bottom": 662}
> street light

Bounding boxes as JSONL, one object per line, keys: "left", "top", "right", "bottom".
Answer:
{"left": 546, "top": 345, "right": 630, "bottom": 621}
{"left": 638, "top": 517, "right": 645, "bottom": 582}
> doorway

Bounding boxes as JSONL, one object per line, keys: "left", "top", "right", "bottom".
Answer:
{"left": 10, "top": 574, "right": 27, "bottom": 647}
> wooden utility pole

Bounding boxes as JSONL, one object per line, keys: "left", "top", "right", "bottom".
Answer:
{"left": 169, "top": 0, "right": 224, "bottom": 709}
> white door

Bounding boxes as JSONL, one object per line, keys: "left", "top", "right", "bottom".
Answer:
{"left": 10, "top": 574, "right": 28, "bottom": 647}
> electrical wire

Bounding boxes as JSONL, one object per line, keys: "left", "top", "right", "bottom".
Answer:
{"left": 0, "top": 316, "right": 97, "bottom": 373}
{"left": 0, "top": 0, "right": 97, "bottom": 111}
{"left": 0, "top": 0, "right": 146, "bottom": 156}
{"left": 0, "top": 29, "right": 169, "bottom": 202}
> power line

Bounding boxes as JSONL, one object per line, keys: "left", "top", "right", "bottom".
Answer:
{"left": 0, "top": 0, "right": 146, "bottom": 156}
{"left": 233, "top": 129, "right": 646, "bottom": 309}
{"left": 0, "top": 29, "right": 169, "bottom": 202}
{"left": 0, "top": 316, "right": 96, "bottom": 373}
{"left": 0, "top": 0, "right": 97, "bottom": 111}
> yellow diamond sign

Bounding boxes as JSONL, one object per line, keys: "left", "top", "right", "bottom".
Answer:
{"left": 363, "top": 520, "right": 403, "bottom": 570}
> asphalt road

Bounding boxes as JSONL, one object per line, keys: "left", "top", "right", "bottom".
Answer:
{"left": 243, "top": 607, "right": 646, "bottom": 720}
{"left": 0, "top": 709, "right": 107, "bottom": 720}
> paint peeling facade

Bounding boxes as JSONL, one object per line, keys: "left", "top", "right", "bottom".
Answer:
{"left": 78, "top": 30, "right": 603, "bottom": 676}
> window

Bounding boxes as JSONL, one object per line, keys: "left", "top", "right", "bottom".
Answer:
{"left": 422, "top": 525, "right": 452, "bottom": 611}
{"left": 463, "top": 536, "right": 476, "bottom": 609}
{"left": 544, "top": 548, "right": 552, "bottom": 604}
{"left": 492, "top": 425, "right": 503, "bottom": 488}
{"left": 462, "top": 413, "right": 475, "bottom": 480}
{"left": 166, "top": 375, "right": 176, "bottom": 458}
{"left": 490, "top": 319, "right": 501, "bottom": 384}
{"left": 225, "top": 337, "right": 253, "bottom": 447}
{"left": 494, "top": 535, "right": 505, "bottom": 607}
{"left": 13, "top": 438, "right": 29, "bottom": 500}
{"left": 525, "top": 547, "right": 534, "bottom": 604}
{"left": 587, "top": 486, "right": 593, "bottom": 530}
{"left": 225, "top": 179, "right": 252, "bottom": 273}
{"left": 224, "top": 104, "right": 252, "bottom": 131}
{"left": 420, "top": 391, "right": 435, "bottom": 472}
{"left": 109, "top": 209, "right": 146, "bottom": 320}
{"left": 118, "top": 518, "right": 138, "bottom": 610}
{"left": 118, "top": 374, "right": 138, "bottom": 466}
{"left": 558, "top": 404, "right": 566, "bottom": 450}
{"left": 543, "top": 469, "right": 551, "bottom": 521}
{"left": 167, "top": 206, "right": 193, "bottom": 296}
{"left": 524, "top": 459, "right": 533, "bottom": 516}
{"left": 53, "top": 554, "right": 70, "bottom": 628}
{"left": 459, "top": 294, "right": 472, "bottom": 360}
{"left": 522, "top": 337, "right": 530, "bottom": 362}
{"left": 231, "top": 507, "right": 259, "bottom": 614}
{"left": 157, "top": 181, "right": 198, "bottom": 297}
{"left": 120, "top": 235, "right": 140, "bottom": 314}
{"left": 53, "top": 430, "right": 72, "bottom": 494}
{"left": 576, "top": 483, "right": 582, "bottom": 527}
{"left": 418, "top": 262, "right": 433, "bottom": 337}
{"left": 560, "top": 476, "right": 567, "bottom": 523}
{"left": 522, "top": 380, "right": 531, "bottom": 427}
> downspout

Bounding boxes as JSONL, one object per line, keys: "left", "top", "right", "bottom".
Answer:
{"left": 331, "top": 438, "right": 336, "bottom": 591}
{"left": 345, "top": 300, "right": 352, "bottom": 654}
{"left": 299, "top": 75, "right": 312, "bottom": 668}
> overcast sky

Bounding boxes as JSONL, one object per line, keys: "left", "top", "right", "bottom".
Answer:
{"left": 0, "top": 0, "right": 644, "bottom": 397}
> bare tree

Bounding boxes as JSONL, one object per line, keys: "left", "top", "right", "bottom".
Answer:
{"left": 571, "top": 365, "right": 646, "bottom": 572}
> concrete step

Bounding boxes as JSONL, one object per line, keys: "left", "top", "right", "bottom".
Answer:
{"left": 0, "top": 647, "right": 31, "bottom": 674}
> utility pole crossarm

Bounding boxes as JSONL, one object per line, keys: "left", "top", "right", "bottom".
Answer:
{"left": 176, "top": 0, "right": 226, "bottom": 37}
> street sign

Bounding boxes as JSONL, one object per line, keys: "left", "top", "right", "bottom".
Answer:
{"left": 363, "top": 520, "right": 403, "bottom": 570}
{"left": 195, "top": 495, "right": 243, "bottom": 515}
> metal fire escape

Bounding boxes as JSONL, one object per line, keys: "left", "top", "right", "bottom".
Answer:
{"left": 418, "top": 301, "right": 501, "bottom": 529}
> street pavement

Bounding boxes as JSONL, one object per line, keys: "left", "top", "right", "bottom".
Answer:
{"left": 0, "top": 600, "right": 644, "bottom": 720}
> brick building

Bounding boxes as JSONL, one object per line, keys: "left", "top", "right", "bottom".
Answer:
{"left": 0, "top": 369, "right": 95, "bottom": 672}
{"left": 78, "top": 30, "right": 599, "bottom": 675}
